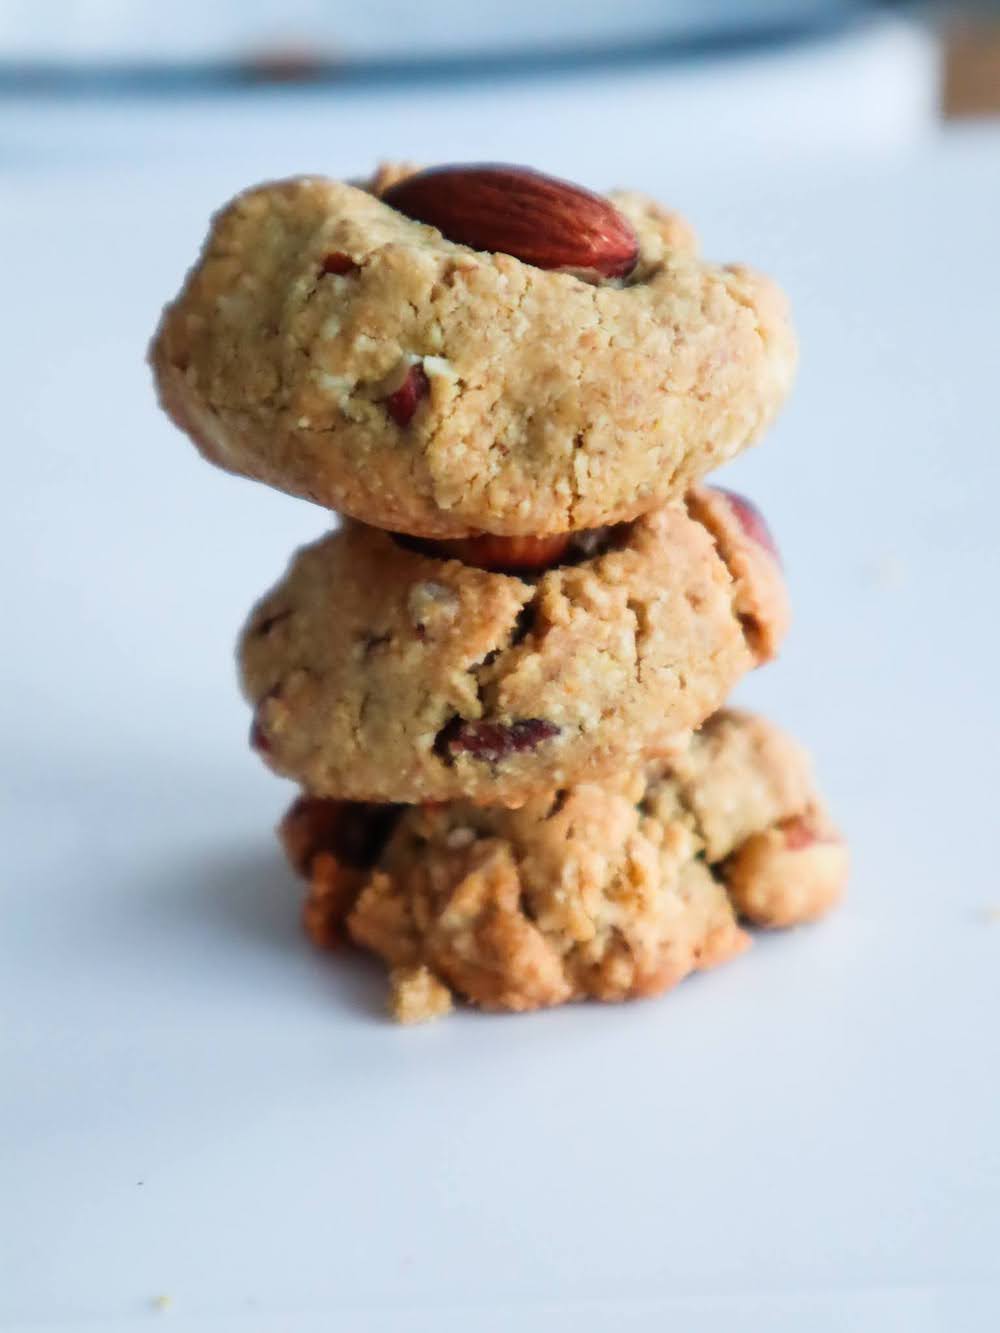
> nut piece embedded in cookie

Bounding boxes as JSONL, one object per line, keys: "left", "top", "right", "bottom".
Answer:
{"left": 383, "top": 362, "right": 429, "bottom": 427}
{"left": 287, "top": 709, "right": 846, "bottom": 1019}
{"left": 149, "top": 168, "right": 797, "bottom": 538}
{"left": 424, "top": 532, "right": 574, "bottom": 573}
{"left": 685, "top": 486, "right": 790, "bottom": 664}
{"left": 712, "top": 488, "right": 781, "bottom": 564}
{"left": 320, "top": 251, "right": 357, "bottom": 276}
{"left": 239, "top": 492, "right": 789, "bottom": 805}
{"left": 382, "top": 163, "right": 640, "bottom": 280}
{"left": 723, "top": 810, "right": 848, "bottom": 927}
{"left": 435, "top": 717, "right": 560, "bottom": 763}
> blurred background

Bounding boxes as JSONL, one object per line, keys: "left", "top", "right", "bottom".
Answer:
{"left": 4, "top": 3, "right": 1000, "bottom": 1329}
{"left": 0, "top": 0, "right": 997, "bottom": 105}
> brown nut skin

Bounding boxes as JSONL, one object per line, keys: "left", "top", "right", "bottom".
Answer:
{"left": 382, "top": 164, "right": 640, "bottom": 280}
{"left": 320, "top": 251, "right": 357, "bottom": 275}
{"left": 685, "top": 486, "right": 789, "bottom": 665}
{"left": 383, "top": 363, "right": 429, "bottom": 427}
{"left": 423, "top": 532, "right": 573, "bottom": 573}
{"left": 713, "top": 487, "right": 781, "bottom": 564}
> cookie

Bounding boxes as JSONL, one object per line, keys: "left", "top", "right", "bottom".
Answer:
{"left": 151, "top": 164, "right": 797, "bottom": 537}
{"left": 281, "top": 709, "right": 847, "bottom": 1021}
{"left": 239, "top": 488, "right": 789, "bottom": 805}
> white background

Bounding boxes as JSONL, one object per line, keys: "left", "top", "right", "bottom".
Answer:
{"left": 3, "top": 17, "right": 1000, "bottom": 1331}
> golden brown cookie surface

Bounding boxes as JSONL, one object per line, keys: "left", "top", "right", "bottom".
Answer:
{"left": 240, "top": 489, "right": 789, "bottom": 805}
{"left": 151, "top": 166, "right": 796, "bottom": 537}
{"left": 282, "top": 710, "right": 847, "bottom": 1021}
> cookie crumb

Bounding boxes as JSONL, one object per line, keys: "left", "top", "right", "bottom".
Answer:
{"left": 389, "top": 965, "right": 453, "bottom": 1024}
{"left": 151, "top": 1294, "right": 172, "bottom": 1312}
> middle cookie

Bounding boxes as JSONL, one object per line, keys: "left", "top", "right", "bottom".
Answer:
{"left": 239, "top": 486, "right": 788, "bottom": 805}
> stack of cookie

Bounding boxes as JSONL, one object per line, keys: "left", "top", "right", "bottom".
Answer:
{"left": 151, "top": 163, "right": 847, "bottom": 1022}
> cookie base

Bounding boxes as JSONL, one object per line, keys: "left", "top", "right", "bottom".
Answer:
{"left": 279, "top": 710, "right": 847, "bottom": 1022}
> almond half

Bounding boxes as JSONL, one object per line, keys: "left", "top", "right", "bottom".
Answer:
{"left": 382, "top": 164, "right": 639, "bottom": 280}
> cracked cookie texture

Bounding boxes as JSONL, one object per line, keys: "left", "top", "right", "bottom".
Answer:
{"left": 281, "top": 709, "right": 847, "bottom": 1020}
{"left": 150, "top": 166, "right": 797, "bottom": 538}
{"left": 239, "top": 487, "right": 789, "bottom": 805}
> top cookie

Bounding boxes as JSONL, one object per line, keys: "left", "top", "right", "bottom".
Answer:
{"left": 150, "top": 163, "right": 797, "bottom": 537}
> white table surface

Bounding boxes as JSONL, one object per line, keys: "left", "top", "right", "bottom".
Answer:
{"left": 3, "top": 23, "right": 1000, "bottom": 1331}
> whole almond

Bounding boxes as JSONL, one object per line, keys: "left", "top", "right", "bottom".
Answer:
{"left": 428, "top": 532, "right": 571, "bottom": 573}
{"left": 382, "top": 164, "right": 639, "bottom": 279}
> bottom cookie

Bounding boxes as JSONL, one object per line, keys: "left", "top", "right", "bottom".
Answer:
{"left": 280, "top": 710, "right": 847, "bottom": 1022}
